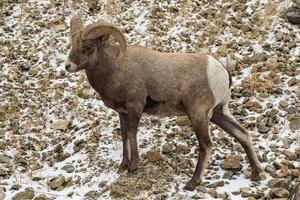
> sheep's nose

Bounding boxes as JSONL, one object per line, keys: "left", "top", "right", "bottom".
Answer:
{"left": 65, "top": 64, "right": 71, "bottom": 70}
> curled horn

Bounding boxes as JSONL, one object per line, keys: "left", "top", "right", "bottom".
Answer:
{"left": 81, "top": 22, "right": 127, "bottom": 60}
{"left": 70, "top": 15, "right": 83, "bottom": 44}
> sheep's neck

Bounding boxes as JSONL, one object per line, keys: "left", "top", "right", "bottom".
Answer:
{"left": 85, "top": 46, "right": 118, "bottom": 96}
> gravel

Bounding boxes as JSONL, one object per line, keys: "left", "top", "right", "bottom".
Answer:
{"left": 0, "top": 0, "right": 299, "bottom": 199}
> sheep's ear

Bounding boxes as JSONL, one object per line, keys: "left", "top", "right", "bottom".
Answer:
{"left": 98, "top": 34, "right": 110, "bottom": 44}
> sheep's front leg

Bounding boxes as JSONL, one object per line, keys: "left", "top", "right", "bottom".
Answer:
{"left": 118, "top": 113, "right": 130, "bottom": 173}
{"left": 126, "top": 102, "right": 142, "bottom": 174}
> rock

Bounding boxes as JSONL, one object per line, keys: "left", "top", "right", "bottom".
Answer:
{"left": 67, "top": 192, "right": 74, "bottom": 197}
{"left": 62, "top": 164, "right": 75, "bottom": 173}
{"left": 265, "top": 164, "right": 276, "bottom": 173}
{"left": 50, "top": 120, "right": 70, "bottom": 131}
{"left": 295, "top": 147, "right": 300, "bottom": 157}
{"left": 279, "top": 100, "right": 289, "bottom": 108}
{"left": 240, "top": 187, "right": 252, "bottom": 197}
{"left": 206, "top": 180, "right": 224, "bottom": 188}
{"left": 251, "top": 53, "right": 268, "bottom": 63}
{"left": 269, "top": 188, "right": 289, "bottom": 198}
{"left": 227, "top": 57, "right": 237, "bottom": 71}
{"left": 283, "top": 136, "right": 293, "bottom": 149}
{"left": 10, "top": 184, "right": 21, "bottom": 191}
{"left": 84, "top": 190, "right": 99, "bottom": 199}
{"left": 265, "top": 3, "right": 277, "bottom": 15}
{"left": 176, "top": 116, "right": 190, "bottom": 126}
{"left": 243, "top": 169, "right": 251, "bottom": 179}
{"left": 0, "top": 187, "right": 5, "bottom": 200}
{"left": 289, "top": 117, "right": 300, "bottom": 130}
{"left": 28, "top": 66, "right": 39, "bottom": 76}
{"left": 146, "top": 151, "right": 161, "bottom": 162}
{"left": 283, "top": 150, "right": 297, "bottom": 160}
{"left": 268, "top": 178, "right": 289, "bottom": 188}
{"left": 77, "top": 87, "right": 94, "bottom": 99}
{"left": 47, "top": 175, "right": 65, "bottom": 190}
{"left": 221, "top": 155, "right": 241, "bottom": 170}
{"left": 0, "top": 154, "right": 11, "bottom": 164}
{"left": 294, "top": 184, "right": 300, "bottom": 200}
{"left": 286, "top": 12, "right": 300, "bottom": 25}
{"left": 196, "top": 186, "right": 207, "bottom": 193}
{"left": 125, "top": 0, "right": 133, "bottom": 4}
{"left": 176, "top": 144, "right": 190, "bottom": 154}
{"left": 98, "top": 180, "right": 108, "bottom": 188}
{"left": 73, "top": 139, "right": 86, "bottom": 152}
{"left": 258, "top": 122, "right": 270, "bottom": 133}
{"left": 208, "top": 189, "right": 218, "bottom": 198}
{"left": 217, "top": 45, "right": 227, "bottom": 56}
{"left": 162, "top": 143, "right": 172, "bottom": 154}
{"left": 275, "top": 31, "right": 284, "bottom": 41}
{"left": 222, "top": 171, "right": 234, "bottom": 179}
{"left": 266, "top": 58, "right": 278, "bottom": 69}
{"left": 12, "top": 187, "right": 34, "bottom": 200}
{"left": 34, "top": 194, "right": 50, "bottom": 200}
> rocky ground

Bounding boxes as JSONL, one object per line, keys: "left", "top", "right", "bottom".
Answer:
{"left": 0, "top": 0, "right": 299, "bottom": 199}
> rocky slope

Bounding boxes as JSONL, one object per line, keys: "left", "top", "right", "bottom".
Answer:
{"left": 0, "top": 0, "right": 299, "bottom": 199}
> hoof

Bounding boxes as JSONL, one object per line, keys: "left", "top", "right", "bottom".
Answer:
{"left": 117, "top": 165, "right": 128, "bottom": 173}
{"left": 128, "top": 168, "right": 138, "bottom": 174}
{"left": 117, "top": 161, "right": 129, "bottom": 173}
{"left": 251, "top": 171, "right": 266, "bottom": 181}
{"left": 183, "top": 181, "right": 197, "bottom": 191}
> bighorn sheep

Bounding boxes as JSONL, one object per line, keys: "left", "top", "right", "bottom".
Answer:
{"left": 65, "top": 15, "right": 263, "bottom": 190}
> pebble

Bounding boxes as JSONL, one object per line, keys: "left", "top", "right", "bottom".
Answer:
{"left": 176, "top": 116, "right": 190, "bottom": 126}
{"left": 162, "top": 143, "right": 173, "bottom": 154}
{"left": 0, "top": 187, "right": 5, "bottom": 200}
{"left": 268, "top": 178, "right": 290, "bottom": 189}
{"left": 206, "top": 180, "right": 224, "bottom": 188}
{"left": 146, "top": 151, "right": 162, "bottom": 162}
{"left": 289, "top": 117, "right": 300, "bottom": 130}
{"left": 221, "top": 155, "right": 241, "bottom": 170}
{"left": 279, "top": 100, "right": 289, "bottom": 108}
{"left": 47, "top": 175, "right": 65, "bottom": 190}
{"left": 50, "top": 120, "right": 70, "bottom": 131}
{"left": 282, "top": 150, "right": 297, "bottom": 160}
{"left": 240, "top": 187, "right": 252, "bottom": 197}
{"left": 34, "top": 194, "right": 50, "bottom": 200}
{"left": 269, "top": 188, "right": 290, "bottom": 198}
{"left": 62, "top": 164, "right": 75, "bottom": 173}
{"left": 12, "top": 187, "right": 34, "bottom": 200}
{"left": 222, "top": 171, "right": 234, "bottom": 179}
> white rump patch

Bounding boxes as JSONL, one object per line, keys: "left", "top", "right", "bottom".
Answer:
{"left": 206, "top": 56, "right": 230, "bottom": 107}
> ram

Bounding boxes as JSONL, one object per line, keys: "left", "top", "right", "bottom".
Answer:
{"left": 65, "top": 15, "right": 262, "bottom": 190}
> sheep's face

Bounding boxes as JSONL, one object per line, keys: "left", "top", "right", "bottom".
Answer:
{"left": 65, "top": 39, "right": 97, "bottom": 72}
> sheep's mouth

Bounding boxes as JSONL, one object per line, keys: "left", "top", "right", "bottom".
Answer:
{"left": 65, "top": 59, "right": 81, "bottom": 72}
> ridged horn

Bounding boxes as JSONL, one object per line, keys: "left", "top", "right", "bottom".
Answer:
{"left": 81, "top": 22, "right": 127, "bottom": 60}
{"left": 70, "top": 15, "right": 83, "bottom": 44}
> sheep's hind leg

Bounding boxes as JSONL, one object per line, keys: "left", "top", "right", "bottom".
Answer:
{"left": 117, "top": 113, "right": 130, "bottom": 173}
{"left": 211, "top": 105, "right": 263, "bottom": 180}
{"left": 184, "top": 104, "right": 212, "bottom": 191}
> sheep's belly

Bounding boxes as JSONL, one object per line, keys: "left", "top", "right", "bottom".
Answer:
{"left": 143, "top": 98, "right": 186, "bottom": 117}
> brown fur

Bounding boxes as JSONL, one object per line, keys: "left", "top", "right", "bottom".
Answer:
{"left": 66, "top": 20, "right": 262, "bottom": 191}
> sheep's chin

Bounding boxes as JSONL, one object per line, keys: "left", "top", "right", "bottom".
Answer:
{"left": 66, "top": 65, "right": 81, "bottom": 72}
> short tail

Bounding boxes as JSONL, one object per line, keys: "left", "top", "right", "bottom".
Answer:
{"left": 221, "top": 63, "right": 232, "bottom": 88}
{"left": 225, "top": 68, "right": 232, "bottom": 88}
{"left": 224, "top": 57, "right": 233, "bottom": 88}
